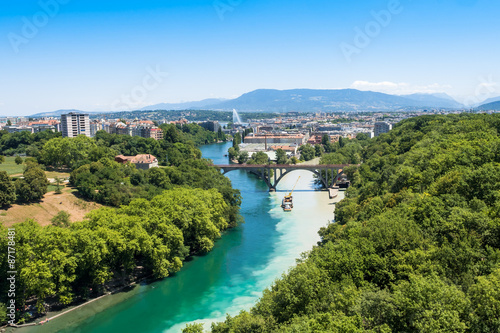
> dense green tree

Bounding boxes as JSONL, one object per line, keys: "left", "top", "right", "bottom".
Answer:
{"left": 207, "top": 114, "right": 500, "bottom": 332}
{"left": 40, "top": 136, "right": 98, "bottom": 169}
{"left": 391, "top": 274, "right": 468, "bottom": 332}
{"left": 469, "top": 267, "right": 500, "bottom": 332}
{"left": 183, "top": 323, "right": 204, "bottom": 333}
{"left": 247, "top": 152, "right": 269, "bottom": 165}
{"left": 217, "top": 127, "right": 225, "bottom": 142}
{"left": 0, "top": 303, "right": 6, "bottom": 324}
{"left": 0, "top": 171, "right": 16, "bottom": 207}
{"left": 0, "top": 122, "right": 243, "bottom": 322}
{"left": 14, "top": 156, "right": 23, "bottom": 165}
{"left": 299, "top": 144, "right": 315, "bottom": 161}
{"left": 15, "top": 163, "right": 49, "bottom": 203}
{"left": 54, "top": 176, "right": 63, "bottom": 194}
{"left": 227, "top": 147, "right": 239, "bottom": 160}
{"left": 314, "top": 144, "right": 324, "bottom": 157}
{"left": 0, "top": 155, "right": 4, "bottom": 164}
{"left": 162, "top": 124, "right": 182, "bottom": 144}
{"left": 276, "top": 148, "right": 288, "bottom": 164}
{"left": 237, "top": 151, "right": 249, "bottom": 164}
{"left": 233, "top": 132, "right": 242, "bottom": 147}
{"left": 51, "top": 211, "right": 71, "bottom": 228}
{"left": 356, "top": 132, "right": 370, "bottom": 141}
{"left": 0, "top": 185, "right": 238, "bottom": 320}
{"left": 146, "top": 167, "right": 171, "bottom": 189}
{"left": 321, "top": 134, "right": 330, "bottom": 145}
{"left": 338, "top": 136, "right": 345, "bottom": 148}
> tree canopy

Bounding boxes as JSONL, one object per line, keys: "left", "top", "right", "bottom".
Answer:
{"left": 205, "top": 113, "right": 500, "bottom": 333}
{"left": 0, "top": 123, "right": 242, "bottom": 324}
{"left": 0, "top": 171, "right": 16, "bottom": 207}
{"left": 0, "top": 188, "right": 233, "bottom": 318}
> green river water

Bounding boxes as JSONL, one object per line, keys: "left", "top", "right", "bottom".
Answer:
{"left": 18, "top": 142, "right": 343, "bottom": 333}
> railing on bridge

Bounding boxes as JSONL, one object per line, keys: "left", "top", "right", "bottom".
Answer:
{"left": 214, "top": 164, "right": 356, "bottom": 192}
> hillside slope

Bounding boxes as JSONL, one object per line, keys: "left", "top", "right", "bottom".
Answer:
{"left": 206, "top": 89, "right": 460, "bottom": 112}
{"left": 478, "top": 100, "right": 500, "bottom": 110}
{"left": 206, "top": 114, "right": 500, "bottom": 333}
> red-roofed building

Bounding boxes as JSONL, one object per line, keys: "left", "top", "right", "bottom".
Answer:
{"left": 115, "top": 154, "right": 159, "bottom": 170}
{"left": 269, "top": 145, "right": 298, "bottom": 155}
{"left": 307, "top": 135, "right": 322, "bottom": 145}
{"left": 243, "top": 134, "right": 306, "bottom": 145}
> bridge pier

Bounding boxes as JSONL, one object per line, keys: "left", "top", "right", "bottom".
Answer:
{"left": 218, "top": 164, "right": 356, "bottom": 192}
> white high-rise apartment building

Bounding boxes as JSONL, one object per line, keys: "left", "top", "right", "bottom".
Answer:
{"left": 61, "top": 112, "right": 90, "bottom": 138}
{"left": 374, "top": 122, "right": 392, "bottom": 137}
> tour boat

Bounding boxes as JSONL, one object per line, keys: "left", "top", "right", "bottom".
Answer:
{"left": 281, "top": 176, "right": 300, "bottom": 211}
{"left": 281, "top": 196, "right": 293, "bottom": 211}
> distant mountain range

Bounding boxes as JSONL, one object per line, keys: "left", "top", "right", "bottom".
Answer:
{"left": 141, "top": 89, "right": 464, "bottom": 112}
{"left": 400, "top": 93, "right": 463, "bottom": 109}
{"left": 478, "top": 101, "right": 500, "bottom": 111}
{"left": 139, "top": 98, "right": 226, "bottom": 111}
{"left": 30, "top": 109, "right": 102, "bottom": 118}
{"left": 31, "top": 89, "right": 469, "bottom": 117}
{"left": 478, "top": 95, "right": 500, "bottom": 106}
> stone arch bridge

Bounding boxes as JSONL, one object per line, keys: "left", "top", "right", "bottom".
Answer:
{"left": 216, "top": 164, "right": 356, "bottom": 192}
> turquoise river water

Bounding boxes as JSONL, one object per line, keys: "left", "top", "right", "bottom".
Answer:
{"left": 18, "top": 142, "right": 343, "bottom": 333}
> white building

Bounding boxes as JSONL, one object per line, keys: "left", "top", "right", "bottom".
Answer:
{"left": 61, "top": 112, "right": 90, "bottom": 138}
{"left": 374, "top": 122, "right": 392, "bottom": 137}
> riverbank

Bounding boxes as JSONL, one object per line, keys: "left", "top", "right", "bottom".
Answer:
{"left": 15, "top": 142, "right": 346, "bottom": 333}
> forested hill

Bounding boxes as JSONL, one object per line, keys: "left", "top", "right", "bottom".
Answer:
{"left": 0, "top": 124, "right": 242, "bottom": 324}
{"left": 199, "top": 114, "right": 500, "bottom": 333}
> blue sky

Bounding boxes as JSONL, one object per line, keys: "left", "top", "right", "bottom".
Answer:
{"left": 0, "top": 0, "right": 499, "bottom": 115}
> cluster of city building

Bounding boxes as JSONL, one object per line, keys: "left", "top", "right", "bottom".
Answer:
{"left": 0, "top": 111, "right": 395, "bottom": 148}
{"left": 232, "top": 112, "right": 394, "bottom": 157}
{"left": 0, "top": 116, "right": 59, "bottom": 133}
{"left": 0, "top": 113, "right": 166, "bottom": 141}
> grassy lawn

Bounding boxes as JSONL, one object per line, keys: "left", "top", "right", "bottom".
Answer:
{"left": 0, "top": 187, "right": 102, "bottom": 227}
{"left": 0, "top": 156, "right": 25, "bottom": 175}
{"left": 47, "top": 184, "right": 64, "bottom": 192}
{"left": 45, "top": 170, "right": 71, "bottom": 179}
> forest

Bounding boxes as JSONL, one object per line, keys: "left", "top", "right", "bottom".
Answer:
{"left": 0, "top": 124, "right": 241, "bottom": 324}
{"left": 184, "top": 113, "right": 500, "bottom": 333}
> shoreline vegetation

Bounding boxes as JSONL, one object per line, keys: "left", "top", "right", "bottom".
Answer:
{"left": 4, "top": 271, "right": 153, "bottom": 331}
{"left": 0, "top": 124, "right": 242, "bottom": 327}
{"left": 193, "top": 113, "right": 500, "bottom": 332}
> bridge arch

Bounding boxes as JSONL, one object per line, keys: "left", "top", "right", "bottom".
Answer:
{"left": 217, "top": 164, "right": 353, "bottom": 192}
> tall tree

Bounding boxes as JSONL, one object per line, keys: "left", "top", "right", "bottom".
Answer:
{"left": 276, "top": 149, "right": 288, "bottom": 164}
{"left": 299, "top": 144, "right": 315, "bottom": 161}
{"left": 0, "top": 171, "right": 16, "bottom": 207}
{"left": 15, "top": 163, "right": 49, "bottom": 203}
{"left": 321, "top": 134, "right": 330, "bottom": 145}
{"left": 237, "top": 151, "right": 249, "bottom": 164}
{"left": 338, "top": 136, "right": 345, "bottom": 148}
{"left": 233, "top": 132, "right": 242, "bottom": 147}
{"left": 51, "top": 211, "right": 71, "bottom": 228}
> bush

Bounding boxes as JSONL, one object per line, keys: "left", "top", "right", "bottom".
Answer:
{"left": 51, "top": 211, "right": 71, "bottom": 227}
{"left": 0, "top": 171, "right": 16, "bottom": 207}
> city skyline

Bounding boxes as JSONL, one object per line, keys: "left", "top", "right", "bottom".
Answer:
{"left": 1, "top": 0, "right": 499, "bottom": 116}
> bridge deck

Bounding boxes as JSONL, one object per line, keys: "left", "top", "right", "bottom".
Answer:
{"left": 214, "top": 164, "right": 357, "bottom": 191}
{"left": 215, "top": 164, "right": 353, "bottom": 169}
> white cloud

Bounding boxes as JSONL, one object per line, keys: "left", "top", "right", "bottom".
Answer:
{"left": 350, "top": 81, "right": 452, "bottom": 95}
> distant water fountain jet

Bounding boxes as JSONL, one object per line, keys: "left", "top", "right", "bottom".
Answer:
{"left": 233, "top": 109, "right": 242, "bottom": 124}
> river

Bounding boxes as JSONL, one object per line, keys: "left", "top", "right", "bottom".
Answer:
{"left": 18, "top": 142, "right": 344, "bottom": 333}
